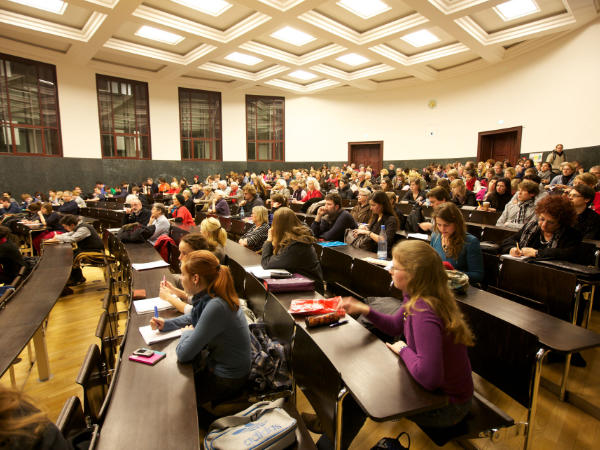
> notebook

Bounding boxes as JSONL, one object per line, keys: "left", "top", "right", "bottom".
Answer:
{"left": 132, "top": 260, "right": 170, "bottom": 271}
{"left": 129, "top": 350, "right": 166, "bottom": 366}
{"left": 133, "top": 297, "right": 175, "bottom": 314}
{"left": 138, "top": 326, "right": 183, "bottom": 345}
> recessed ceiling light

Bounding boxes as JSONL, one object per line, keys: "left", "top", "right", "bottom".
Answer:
{"left": 225, "top": 52, "right": 263, "bottom": 66}
{"left": 8, "top": 0, "right": 67, "bottom": 14}
{"left": 400, "top": 29, "right": 441, "bottom": 48}
{"left": 336, "top": 53, "right": 369, "bottom": 66}
{"left": 337, "top": 0, "right": 391, "bottom": 19}
{"left": 171, "top": 0, "right": 233, "bottom": 17}
{"left": 493, "top": 0, "right": 540, "bottom": 21}
{"left": 135, "top": 25, "right": 184, "bottom": 45}
{"left": 270, "top": 26, "right": 316, "bottom": 47}
{"left": 288, "top": 70, "right": 317, "bottom": 81}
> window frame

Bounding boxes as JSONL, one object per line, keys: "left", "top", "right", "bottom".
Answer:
{"left": 95, "top": 74, "right": 152, "bottom": 160}
{"left": 245, "top": 95, "right": 285, "bottom": 162}
{"left": 178, "top": 87, "right": 223, "bottom": 161}
{"left": 0, "top": 53, "right": 63, "bottom": 157}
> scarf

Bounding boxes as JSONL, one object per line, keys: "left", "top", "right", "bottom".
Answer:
{"left": 516, "top": 199, "right": 534, "bottom": 224}
{"left": 518, "top": 219, "right": 563, "bottom": 251}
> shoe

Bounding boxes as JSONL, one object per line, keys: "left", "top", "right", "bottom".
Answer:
{"left": 301, "top": 412, "right": 323, "bottom": 434}
{"left": 68, "top": 277, "right": 86, "bottom": 286}
{"left": 61, "top": 286, "right": 74, "bottom": 296}
{"left": 570, "top": 352, "right": 587, "bottom": 368}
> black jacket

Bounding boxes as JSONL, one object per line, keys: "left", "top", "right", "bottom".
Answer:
{"left": 452, "top": 191, "right": 477, "bottom": 207}
{"left": 75, "top": 223, "right": 104, "bottom": 252}
{"left": 574, "top": 208, "right": 600, "bottom": 240}
{"left": 366, "top": 214, "right": 399, "bottom": 253}
{"left": 0, "top": 239, "right": 26, "bottom": 283}
{"left": 310, "top": 210, "right": 357, "bottom": 242}
{"left": 122, "top": 208, "right": 152, "bottom": 227}
{"left": 500, "top": 225, "right": 583, "bottom": 262}
{"left": 58, "top": 200, "right": 78, "bottom": 215}
{"left": 261, "top": 240, "right": 323, "bottom": 281}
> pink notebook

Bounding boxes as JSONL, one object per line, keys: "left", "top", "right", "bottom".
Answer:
{"left": 128, "top": 350, "right": 166, "bottom": 365}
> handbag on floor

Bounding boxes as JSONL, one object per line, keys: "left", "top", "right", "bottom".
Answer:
{"left": 371, "top": 431, "right": 410, "bottom": 449}
{"left": 204, "top": 398, "right": 297, "bottom": 450}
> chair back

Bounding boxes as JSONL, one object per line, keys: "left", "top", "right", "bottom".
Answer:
{"left": 76, "top": 344, "right": 109, "bottom": 424}
{"left": 350, "top": 258, "right": 392, "bottom": 298}
{"left": 245, "top": 272, "right": 268, "bottom": 318}
{"left": 320, "top": 247, "right": 352, "bottom": 285}
{"left": 56, "top": 396, "right": 86, "bottom": 437}
{"left": 469, "top": 210, "right": 502, "bottom": 226}
{"left": 264, "top": 293, "right": 295, "bottom": 352}
{"left": 95, "top": 312, "right": 117, "bottom": 370}
{"left": 227, "top": 257, "right": 247, "bottom": 298}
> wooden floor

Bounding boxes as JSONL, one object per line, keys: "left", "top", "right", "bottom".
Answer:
{"left": 2, "top": 268, "right": 599, "bottom": 449}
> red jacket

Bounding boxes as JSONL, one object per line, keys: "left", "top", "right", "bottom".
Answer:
{"left": 301, "top": 189, "right": 323, "bottom": 202}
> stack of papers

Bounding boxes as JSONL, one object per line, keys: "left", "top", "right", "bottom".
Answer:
{"left": 406, "top": 233, "right": 430, "bottom": 241}
{"left": 138, "top": 326, "right": 183, "bottom": 345}
{"left": 107, "top": 227, "right": 121, "bottom": 233}
{"left": 244, "top": 265, "right": 292, "bottom": 279}
{"left": 132, "top": 260, "right": 170, "bottom": 271}
{"left": 133, "top": 297, "right": 175, "bottom": 314}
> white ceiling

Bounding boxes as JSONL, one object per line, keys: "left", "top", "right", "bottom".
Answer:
{"left": 0, "top": 0, "right": 597, "bottom": 94}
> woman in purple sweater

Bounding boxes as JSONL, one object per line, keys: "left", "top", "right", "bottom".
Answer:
{"left": 329, "top": 239, "right": 474, "bottom": 447}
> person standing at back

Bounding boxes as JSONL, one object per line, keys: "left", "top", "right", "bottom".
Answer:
{"left": 546, "top": 143, "right": 567, "bottom": 174}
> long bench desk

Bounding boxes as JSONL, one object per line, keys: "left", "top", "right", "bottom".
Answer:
{"left": 96, "top": 242, "right": 199, "bottom": 450}
{"left": 0, "top": 243, "right": 72, "bottom": 381}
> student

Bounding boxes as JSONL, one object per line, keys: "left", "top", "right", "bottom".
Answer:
{"left": 496, "top": 179, "right": 539, "bottom": 229}
{"left": 310, "top": 240, "right": 474, "bottom": 449}
{"left": 417, "top": 186, "right": 450, "bottom": 233}
{"left": 239, "top": 206, "right": 270, "bottom": 251}
{"left": 200, "top": 217, "right": 227, "bottom": 263}
{"left": 351, "top": 191, "right": 399, "bottom": 254}
{"left": 501, "top": 195, "right": 582, "bottom": 262}
{"left": 485, "top": 178, "right": 512, "bottom": 212}
{"left": 450, "top": 179, "right": 477, "bottom": 207}
{"left": 170, "top": 194, "right": 195, "bottom": 226}
{"left": 239, "top": 185, "right": 264, "bottom": 215}
{"left": 430, "top": 202, "right": 483, "bottom": 283}
{"left": 298, "top": 177, "right": 323, "bottom": 203}
{"left": 402, "top": 177, "right": 426, "bottom": 204}
{"left": 0, "top": 226, "right": 26, "bottom": 285}
{"left": 549, "top": 162, "right": 576, "bottom": 189}
{"left": 150, "top": 250, "right": 251, "bottom": 412}
{"left": 57, "top": 191, "right": 79, "bottom": 215}
{"left": 208, "top": 190, "right": 230, "bottom": 216}
{"left": 261, "top": 207, "right": 322, "bottom": 281}
{"left": 311, "top": 193, "right": 357, "bottom": 242}
{"left": 147, "top": 203, "right": 171, "bottom": 245}
{"left": 122, "top": 198, "right": 151, "bottom": 226}
{"left": 569, "top": 185, "right": 600, "bottom": 239}
{"left": 350, "top": 188, "right": 372, "bottom": 224}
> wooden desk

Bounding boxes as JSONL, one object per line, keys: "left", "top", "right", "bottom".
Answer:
{"left": 0, "top": 243, "right": 72, "bottom": 381}
{"left": 96, "top": 242, "right": 199, "bottom": 450}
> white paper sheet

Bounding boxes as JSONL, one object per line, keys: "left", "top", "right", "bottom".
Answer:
{"left": 138, "top": 325, "right": 182, "bottom": 345}
{"left": 132, "top": 260, "right": 170, "bottom": 271}
{"left": 133, "top": 297, "right": 175, "bottom": 314}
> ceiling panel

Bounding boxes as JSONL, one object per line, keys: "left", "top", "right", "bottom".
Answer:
{"left": 113, "top": 21, "right": 204, "bottom": 54}
{"left": 93, "top": 49, "right": 168, "bottom": 72}
{"left": 386, "top": 26, "right": 457, "bottom": 56}
{"left": 315, "top": 0, "right": 415, "bottom": 33}
{"left": 426, "top": 51, "right": 480, "bottom": 71}
{"left": 468, "top": 0, "right": 568, "bottom": 33}
{"left": 0, "top": 0, "right": 92, "bottom": 28}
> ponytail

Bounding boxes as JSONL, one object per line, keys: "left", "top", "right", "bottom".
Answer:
{"left": 207, "top": 265, "right": 239, "bottom": 312}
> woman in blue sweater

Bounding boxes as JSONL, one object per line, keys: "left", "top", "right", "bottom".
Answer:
{"left": 430, "top": 202, "right": 484, "bottom": 283}
{"left": 150, "top": 250, "right": 251, "bottom": 408}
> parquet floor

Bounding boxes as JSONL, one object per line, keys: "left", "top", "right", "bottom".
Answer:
{"left": 1, "top": 267, "right": 599, "bottom": 449}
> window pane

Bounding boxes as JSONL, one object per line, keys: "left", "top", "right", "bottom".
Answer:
{"left": 181, "top": 140, "right": 191, "bottom": 159}
{"left": 14, "top": 127, "right": 42, "bottom": 154}
{"left": 215, "top": 139, "right": 221, "bottom": 160}
{"left": 115, "top": 135, "right": 136, "bottom": 158}
{"left": 258, "top": 142, "right": 271, "bottom": 160}
{"left": 101, "top": 134, "right": 114, "bottom": 157}
{"left": 113, "top": 89, "right": 135, "bottom": 134}
{"left": 98, "top": 91, "right": 113, "bottom": 133}
{"left": 140, "top": 135, "right": 150, "bottom": 159}
{"left": 44, "top": 128, "right": 60, "bottom": 155}
{"left": 0, "top": 125, "right": 11, "bottom": 152}
{"left": 274, "top": 141, "right": 283, "bottom": 161}
{"left": 193, "top": 140, "right": 211, "bottom": 159}
{"left": 7, "top": 61, "right": 40, "bottom": 126}
{"left": 247, "top": 142, "right": 255, "bottom": 160}
{"left": 246, "top": 96, "right": 284, "bottom": 161}
{"left": 178, "top": 88, "right": 221, "bottom": 161}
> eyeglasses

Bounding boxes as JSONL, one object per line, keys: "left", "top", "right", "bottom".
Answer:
{"left": 568, "top": 193, "right": 583, "bottom": 198}
{"left": 389, "top": 265, "right": 406, "bottom": 273}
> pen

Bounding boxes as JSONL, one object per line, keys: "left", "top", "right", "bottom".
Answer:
{"left": 330, "top": 320, "right": 348, "bottom": 328}
{"left": 154, "top": 305, "right": 159, "bottom": 320}
{"left": 162, "top": 275, "right": 166, "bottom": 285}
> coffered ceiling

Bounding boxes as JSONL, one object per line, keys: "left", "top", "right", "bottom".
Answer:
{"left": 0, "top": 0, "right": 597, "bottom": 94}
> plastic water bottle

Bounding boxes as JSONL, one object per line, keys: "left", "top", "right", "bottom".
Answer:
{"left": 239, "top": 207, "right": 245, "bottom": 218}
{"left": 377, "top": 225, "right": 387, "bottom": 260}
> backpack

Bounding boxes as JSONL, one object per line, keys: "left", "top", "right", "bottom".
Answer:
{"left": 248, "top": 322, "right": 292, "bottom": 394}
{"left": 404, "top": 206, "right": 425, "bottom": 233}
{"left": 117, "top": 223, "right": 155, "bottom": 243}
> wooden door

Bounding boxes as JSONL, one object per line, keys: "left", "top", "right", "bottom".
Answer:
{"left": 477, "top": 126, "right": 522, "bottom": 164}
{"left": 348, "top": 141, "right": 383, "bottom": 172}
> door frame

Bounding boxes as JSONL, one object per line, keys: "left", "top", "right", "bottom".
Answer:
{"left": 347, "top": 140, "right": 384, "bottom": 171}
{"left": 477, "top": 126, "right": 522, "bottom": 163}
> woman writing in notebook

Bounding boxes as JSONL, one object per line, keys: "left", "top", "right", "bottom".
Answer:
{"left": 308, "top": 240, "right": 474, "bottom": 449}
{"left": 150, "top": 250, "right": 251, "bottom": 409}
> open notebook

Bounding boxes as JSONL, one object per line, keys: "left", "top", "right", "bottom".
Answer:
{"left": 133, "top": 297, "right": 175, "bottom": 314}
{"left": 138, "top": 326, "right": 183, "bottom": 345}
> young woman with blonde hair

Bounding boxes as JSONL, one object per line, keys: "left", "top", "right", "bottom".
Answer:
{"left": 324, "top": 240, "right": 474, "bottom": 449}
{"left": 150, "top": 250, "right": 251, "bottom": 409}
{"left": 200, "top": 217, "right": 227, "bottom": 263}
{"left": 261, "top": 207, "right": 322, "bottom": 280}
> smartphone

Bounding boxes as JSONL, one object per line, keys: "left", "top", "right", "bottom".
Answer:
{"left": 133, "top": 347, "right": 154, "bottom": 357}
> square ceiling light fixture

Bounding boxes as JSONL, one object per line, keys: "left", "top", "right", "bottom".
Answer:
{"left": 336, "top": 53, "right": 369, "bottom": 66}
{"left": 337, "top": 0, "right": 391, "bottom": 19}
{"left": 171, "top": 0, "right": 233, "bottom": 17}
{"left": 9, "top": 0, "right": 67, "bottom": 14}
{"left": 135, "top": 25, "right": 185, "bottom": 45}
{"left": 400, "top": 29, "right": 440, "bottom": 47}
{"left": 225, "top": 52, "right": 263, "bottom": 65}
{"left": 288, "top": 70, "right": 317, "bottom": 81}
{"left": 271, "top": 26, "right": 316, "bottom": 47}
{"left": 493, "top": 0, "right": 540, "bottom": 21}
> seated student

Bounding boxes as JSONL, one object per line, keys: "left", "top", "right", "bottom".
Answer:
{"left": 261, "top": 207, "right": 322, "bottom": 281}
{"left": 298, "top": 177, "right": 323, "bottom": 203}
{"left": 450, "top": 179, "right": 477, "bottom": 207}
{"left": 350, "top": 188, "right": 372, "bottom": 225}
{"left": 270, "top": 179, "right": 290, "bottom": 202}
{"left": 549, "top": 162, "right": 576, "bottom": 189}
{"left": 57, "top": 191, "right": 79, "bottom": 215}
{"left": 501, "top": 195, "right": 582, "bottom": 262}
{"left": 182, "top": 189, "right": 195, "bottom": 215}
{"left": 430, "top": 202, "right": 483, "bottom": 283}
{"left": 0, "top": 385, "right": 72, "bottom": 449}
{"left": 417, "top": 186, "right": 450, "bottom": 232}
{"left": 573, "top": 172, "right": 600, "bottom": 213}
{"left": 309, "top": 240, "right": 474, "bottom": 450}
{"left": 239, "top": 206, "right": 269, "bottom": 251}
{"left": 496, "top": 179, "right": 539, "bottom": 229}
{"left": 538, "top": 161, "right": 553, "bottom": 185}
{"left": 150, "top": 250, "right": 251, "bottom": 412}
{"left": 351, "top": 191, "right": 399, "bottom": 254}
{"left": 338, "top": 178, "right": 354, "bottom": 200}
{"left": 310, "top": 193, "right": 357, "bottom": 242}
{"left": 289, "top": 179, "right": 306, "bottom": 202}
{"left": 147, "top": 203, "right": 171, "bottom": 245}
{"left": 0, "top": 196, "right": 21, "bottom": 218}
{"left": 200, "top": 217, "right": 227, "bottom": 263}
{"left": 122, "top": 197, "right": 151, "bottom": 227}
{"left": 568, "top": 185, "right": 600, "bottom": 240}
{"left": 44, "top": 214, "right": 104, "bottom": 286}
{"left": 170, "top": 194, "right": 195, "bottom": 226}
{"left": 0, "top": 226, "right": 26, "bottom": 285}
{"left": 208, "top": 190, "right": 230, "bottom": 216}
{"left": 239, "top": 185, "right": 264, "bottom": 215}
{"left": 485, "top": 178, "right": 511, "bottom": 213}
{"left": 402, "top": 177, "right": 426, "bottom": 204}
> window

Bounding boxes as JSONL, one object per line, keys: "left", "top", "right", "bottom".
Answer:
{"left": 246, "top": 95, "right": 284, "bottom": 161}
{"left": 96, "top": 74, "right": 151, "bottom": 159}
{"left": 0, "top": 53, "right": 62, "bottom": 156}
{"left": 178, "top": 88, "right": 222, "bottom": 161}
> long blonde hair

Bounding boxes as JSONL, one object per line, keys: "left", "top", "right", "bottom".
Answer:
{"left": 392, "top": 240, "right": 474, "bottom": 346}
{"left": 271, "top": 207, "right": 315, "bottom": 255}
{"left": 0, "top": 386, "right": 50, "bottom": 441}
{"left": 200, "top": 217, "right": 227, "bottom": 247}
